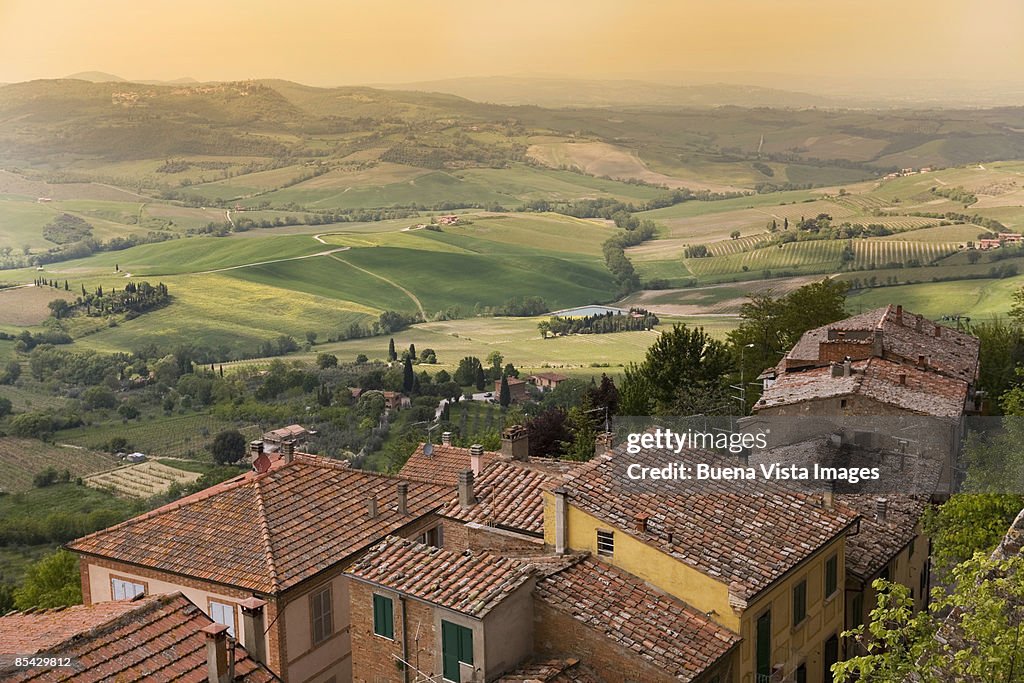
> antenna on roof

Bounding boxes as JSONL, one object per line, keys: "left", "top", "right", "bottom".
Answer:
{"left": 423, "top": 442, "right": 433, "bottom": 456}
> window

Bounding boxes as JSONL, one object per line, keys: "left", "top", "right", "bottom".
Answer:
{"left": 792, "top": 579, "right": 807, "bottom": 626}
{"left": 110, "top": 577, "right": 145, "bottom": 600}
{"left": 825, "top": 554, "right": 838, "bottom": 599}
{"left": 417, "top": 526, "right": 443, "bottom": 548}
{"left": 441, "top": 620, "right": 474, "bottom": 682}
{"left": 209, "top": 600, "right": 236, "bottom": 637}
{"left": 919, "top": 560, "right": 929, "bottom": 606}
{"left": 908, "top": 535, "right": 916, "bottom": 558}
{"left": 596, "top": 529, "right": 614, "bottom": 556}
{"left": 796, "top": 663, "right": 807, "bottom": 683}
{"left": 372, "top": 594, "right": 394, "bottom": 639}
{"left": 310, "top": 586, "right": 333, "bottom": 645}
{"left": 756, "top": 610, "right": 771, "bottom": 679}
{"left": 840, "top": 399, "right": 848, "bottom": 409}
{"left": 879, "top": 561, "right": 891, "bottom": 582}
{"left": 824, "top": 634, "right": 839, "bottom": 683}
{"left": 850, "top": 592, "right": 864, "bottom": 630}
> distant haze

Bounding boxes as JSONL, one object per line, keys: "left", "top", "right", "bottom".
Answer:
{"left": 1, "top": 0, "right": 1023, "bottom": 102}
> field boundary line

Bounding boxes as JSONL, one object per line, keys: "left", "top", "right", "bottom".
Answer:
{"left": 191, "top": 247, "right": 350, "bottom": 274}
{"left": 328, "top": 252, "right": 427, "bottom": 319}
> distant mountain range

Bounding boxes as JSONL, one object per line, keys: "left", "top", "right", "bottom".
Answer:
{"left": 65, "top": 71, "right": 200, "bottom": 86}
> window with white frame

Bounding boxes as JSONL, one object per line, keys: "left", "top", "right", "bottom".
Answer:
{"left": 209, "top": 600, "right": 236, "bottom": 637}
{"left": 110, "top": 577, "right": 145, "bottom": 600}
{"left": 596, "top": 529, "right": 614, "bottom": 556}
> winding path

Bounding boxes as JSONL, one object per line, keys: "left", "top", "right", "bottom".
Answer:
{"left": 327, "top": 252, "right": 426, "bottom": 319}
{"left": 193, "top": 247, "right": 350, "bottom": 274}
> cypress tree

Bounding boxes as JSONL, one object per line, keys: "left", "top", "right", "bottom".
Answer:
{"left": 499, "top": 374, "right": 511, "bottom": 407}
{"left": 475, "top": 365, "right": 486, "bottom": 392}
{"left": 388, "top": 338, "right": 397, "bottom": 362}
{"left": 403, "top": 357, "right": 415, "bottom": 393}
{"left": 408, "top": 343, "right": 416, "bottom": 361}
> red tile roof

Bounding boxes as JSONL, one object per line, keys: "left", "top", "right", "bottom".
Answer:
{"left": 498, "top": 658, "right": 604, "bottom": 683}
{"left": 439, "top": 459, "right": 559, "bottom": 535}
{"left": 67, "top": 454, "right": 450, "bottom": 594}
{"left": 399, "top": 443, "right": 501, "bottom": 486}
{"left": 842, "top": 494, "right": 928, "bottom": 580}
{"left": 347, "top": 536, "right": 534, "bottom": 617}
{"left": 785, "top": 305, "right": 979, "bottom": 382}
{"left": 0, "top": 593, "right": 278, "bottom": 682}
{"left": 756, "top": 356, "right": 968, "bottom": 416}
{"left": 536, "top": 556, "right": 739, "bottom": 683}
{"left": 558, "top": 445, "right": 858, "bottom": 599}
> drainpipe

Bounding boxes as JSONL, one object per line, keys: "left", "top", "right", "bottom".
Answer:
{"left": 399, "top": 595, "right": 409, "bottom": 683}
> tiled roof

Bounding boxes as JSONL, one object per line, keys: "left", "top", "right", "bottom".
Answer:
{"left": 439, "top": 459, "right": 559, "bottom": 535}
{"left": 559, "top": 445, "right": 857, "bottom": 599}
{"left": 786, "top": 305, "right": 979, "bottom": 382}
{"left": 68, "top": 454, "right": 450, "bottom": 594}
{"left": 0, "top": 593, "right": 278, "bottom": 682}
{"left": 346, "top": 536, "right": 533, "bottom": 618}
{"left": 842, "top": 494, "right": 928, "bottom": 580}
{"left": 530, "top": 373, "right": 569, "bottom": 382}
{"left": 498, "top": 658, "right": 604, "bottom": 683}
{"left": 756, "top": 356, "right": 968, "bottom": 416}
{"left": 399, "top": 443, "right": 501, "bottom": 486}
{"left": 536, "top": 556, "right": 739, "bottom": 683}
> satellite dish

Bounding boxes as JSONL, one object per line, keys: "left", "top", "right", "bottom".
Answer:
{"left": 423, "top": 442, "right": 433, "bottom": 456}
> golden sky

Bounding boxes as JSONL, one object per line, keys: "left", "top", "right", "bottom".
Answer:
{"left": 1, "top": 0, "right": 1022, "bottom": 87}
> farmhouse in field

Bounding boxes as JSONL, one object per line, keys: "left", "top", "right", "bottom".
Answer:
{"left": 67, "top": 443, "right": 449, "bottom": 683}
{"left": 978, "top": 238, "right": 1002, "bottom": 250}
{"left": 495, "top": 376, "right": 530, "bottom": 402}
{"left": 262, "top": 423, "right": 313, "bottom": 448}
{"left": 528, "top": 371, "right": 569, "bottom": 391}
{"left": 437, "top": 214, "right": 460, "bottom": 225}
{"left": 0, "top": 592, "right": 279, "bottom": 682}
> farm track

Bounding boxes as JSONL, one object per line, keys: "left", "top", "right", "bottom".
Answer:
{"left": 192, "top": 247, "right": 350, "bottom": 274}
{"left": 327, "top": 252, "right": 427, "bottom": 319}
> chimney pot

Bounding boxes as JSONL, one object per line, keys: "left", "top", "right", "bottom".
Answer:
{"left": 249, "top": 440, "right": 264, "bottom": 456}
{"left": 873, "top": 329, "right": 884, "bottom": 358}
{"left": 915, "top": 315, "right": 923, "bottom": 332}
{"left": 843, "top": 358, "right": 852, "bottom": 377}
{"left": 899, "top": 373, "right": 907, "bottom": 385}
{"left": 281, "top": 440, "right": 295, "bottom": 464}
{"left": 934, "top": 326, "right": 941, "bottom": 338}
{"left": 875, "top": 497, "right": 889, "bottom": 523}
{"left": 831, "top": 362, "right": 843, "bottom": 378}
{"left": 202, "top": 623, "right": 230, "bottom": 683}
{"left": 239, "top": 598, "right": 267, "bottom": 666}
{"left": 469, "top": 444, "right": 484, "bottom": 475}
{"left": 396, "top": 482, "right": 409, "bottom": 515}
{"left": 366, "top": 496, "right": 378, "bottom": 519}
{"left": 917, "top": 355, "right": 928, "bottom": 370}
{"left": 441, "top": 431, "right": 452, "bottom": 446}
{"left": 501, "top": 425, "right": 530, "bottom": 461}
{"left": 458, "top": 470, "right": 475, "bottom": 509}
{"left": 895, "top": 305, "right": 903, "bottom": 324}
{"left": 633, "top": 513, "right": 649, "bottom": 533}
{"left": 553, "top": 487, "right": 569, "bottom": 554}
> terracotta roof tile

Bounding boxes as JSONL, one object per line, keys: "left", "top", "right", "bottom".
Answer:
{"left": 536, "top": 557, "right": 739, "bottom": 682}
{"left": 841, "top": 494, "right": 928, "bottom": 580}
{"left": 0, "top": 593, "right": 278, "bottom": 682}
{"left": 498, "top": 657, "right": 604, "bottom": 682}
{"left": 439, "top": 460, "right": 559, "bottom": 535}
{"left": 347, "top": 537, "right": 533, "bottom": 617}
{"left": 756, "top": 357, "right": 968, "bottom": 416}
{"left": 399, "top": 443, "right": 501, "bottom": 486}
{"left": 67, "top": 454, "right": 450, "bottom": 594}
{"left": 559, "top": 445, "right": 857, "bottom": 598}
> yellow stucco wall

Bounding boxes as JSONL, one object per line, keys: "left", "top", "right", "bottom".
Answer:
{"left": 543, "top": 492, "right": 848, "bottom": 683}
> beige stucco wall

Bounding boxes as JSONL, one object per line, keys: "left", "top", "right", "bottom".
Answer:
{"left": 282, "top": 572, "right": 352, "bottom": 683}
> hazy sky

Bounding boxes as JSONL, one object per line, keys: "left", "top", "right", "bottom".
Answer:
{"left": 1, "top": 0, "right": 1022, "bottom": 86}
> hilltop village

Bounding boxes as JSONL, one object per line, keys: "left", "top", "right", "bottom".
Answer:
{"left": 3, "top": 304, "right": 1017, "bottom": 683}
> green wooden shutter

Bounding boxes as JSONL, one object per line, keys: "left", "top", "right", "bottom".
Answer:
{"left": 373, "top": 595, "right": 394, "bottom": 638}
{"left": 441, "top": 620, "right": 473, "bottom": 682}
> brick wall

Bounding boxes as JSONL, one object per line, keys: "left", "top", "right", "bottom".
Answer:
{"left": 818, "top": 341, "right": 874, "bottom": 364}
{"left": 349, "top": 580, "right": 438, "bottom": 683}
{"left": 533, "top": 601, "right": 677, "bottom": 683}
{"left": 441, "top": 518, "right": 543, "bottom": 554}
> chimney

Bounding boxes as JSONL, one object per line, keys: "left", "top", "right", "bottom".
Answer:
{"left": 469, "top": 444, "right": 484, "bottom": 475}
{"left": 553, "top": 487, "right": 569, "bottom": 554}
{"left": 239, "top": 598, "right": 268, "bottom": 666}
{"left": 894, "top": 305, "right": 903, "bottom": 324}
{"left": 280, "top": 440, "right": 295, "bottom": 464}
{"left": 396, "top": 482, "right": 408, "bottom": 515}
{"left": 366, "top": 495, "right": 378, "bottom": 519}
{"left": 843, "top": 358, "right": 852, "bottom": 377}
{"left": 934, "top": 325, "right": 942, "bottom": 338}
{"left": 500, "top": 425, "right": 530, "bottom": 461}
{"left": 873, "top": 329, "right": 884, "bottom": 357}
{"left": 875, "top": 498, "right": 889, "bottom": 523}
{"left": 917, "top": 355, "right": 928, "bottom": 370}
{"left": 458, "top": 470, "right": 475, "bottom": 509}
{"left": 819, "top": 483, "right": 835, "bottom": 509}
{"left": 249, "top": 440, "right": 264, "bottom": 459}
{"left": 594, "top": 431, "right": 615, "bottom": 457}
{"left": 915, "top": 315, "right": 923, "bottom": 332}
{"left": 441, "top": 431, "right": 452, "bottom": 446}
{"left": 202, "top": 623, "right": 230, "bottom": 683}
{"left": 831, "top": 362, "right": 843, "bottom": 378}
{"left": 898, "top": 373, "right": 907, "bottom": 386}
{"left": 633, "top": 513, "right": 649, "bottom": 533}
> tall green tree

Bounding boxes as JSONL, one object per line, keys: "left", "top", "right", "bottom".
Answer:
{"left": 499, "top": 375, "right": 511, "bottom": 407}
{"left": 619, "top": 324, "right": 733, "bottom": 415}
{"left": 210, "top": 429, "right": 246, "bottom": 465}
{"left": 387, "top": 338, "right": 397, "bottom": 362}
{"left": 13, "top": 550, "right": 82, "bottom": 610}
{"left": 403, "top": 357, "right": 415, "bottom": 393}
{"left": 474, "top": 365, "right": 486, "bottom": 392}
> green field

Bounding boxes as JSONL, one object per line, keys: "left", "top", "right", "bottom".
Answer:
{"left": 0, "top": 438, "right": 118, "bottom": 494}
{"left": 60, "top": 413, "right": 261, "bottom": 459}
